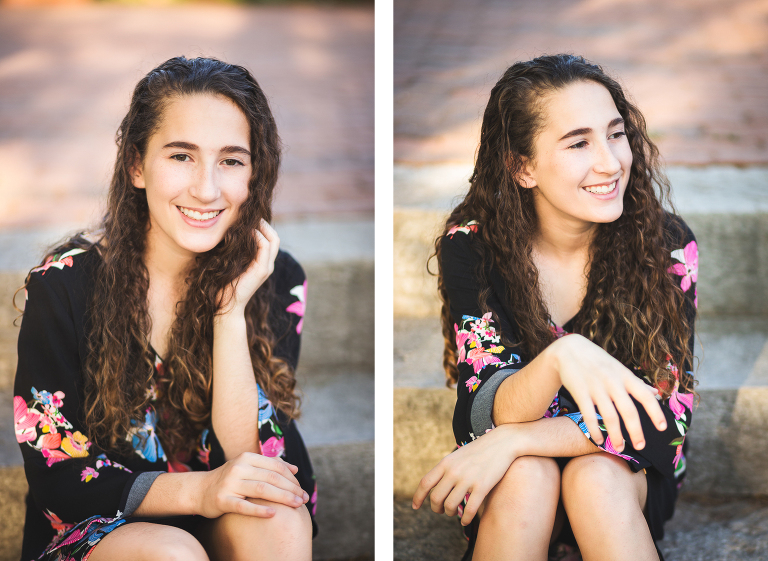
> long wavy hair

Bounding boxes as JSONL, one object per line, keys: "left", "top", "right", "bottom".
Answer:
{"left": 18, "top": 56, "right": 299, "bottom": 459}
{"left": 435, "top": 54, "right": 695, "bottom": 398}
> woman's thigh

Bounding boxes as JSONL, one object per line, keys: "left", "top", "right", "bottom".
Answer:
{"left": 195, "top": 499, "right": 312, "bottom": 561}
{"left": 87, "top": 522, "right": 209, "bottom": 561}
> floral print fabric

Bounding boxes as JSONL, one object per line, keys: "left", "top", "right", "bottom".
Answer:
{"left": 440, "top": 213, "right": 698, "bottom": 482}
{"left": 14, "top": 248, "right": 317, "bottom": 560}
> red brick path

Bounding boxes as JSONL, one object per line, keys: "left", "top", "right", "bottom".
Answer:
{"left": 0, "top": 5, "right": 373, "bottom": 230}
{"left": 395, "top": 0, "right": 768, "bottom": 166}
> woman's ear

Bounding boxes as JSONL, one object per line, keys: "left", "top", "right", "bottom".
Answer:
{"left": 129, "top": 147, "right": 145, "bottom": 189}
{"left": 509, "top": 154, "right": 537, "bottom": 189}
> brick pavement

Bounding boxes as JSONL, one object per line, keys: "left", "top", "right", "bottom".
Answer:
{"left": 0, "top": 4, "right": 373, "bottom": 231}
{"left": 395, "top": 0, "right": 768, "bottom": 166}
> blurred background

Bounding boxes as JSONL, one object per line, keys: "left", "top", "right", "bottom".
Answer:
{"left": 0, "top": 1, "right": 373, "bottom": 560}
{"left": 393, "top": 1, "right": 768, "bottom": 560}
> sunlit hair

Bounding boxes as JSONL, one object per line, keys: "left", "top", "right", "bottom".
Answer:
{"left": 18, "top": 56, "right": 298, "bottom": 458}
{"left": 434, "top": 54, "right": 695, "bottom": 398}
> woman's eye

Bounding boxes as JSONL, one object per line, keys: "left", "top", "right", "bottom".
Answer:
{"left": 171, "top": 154, "right": 190, "bottom": 162}
{"left": 223, "top": 158, "right": 244, "bottom": 166}
{"left": 568, "top": 140, "right": 588, "bottom": 149}
{"left": 610, "top": 131, "right": 627, "bottom": 140}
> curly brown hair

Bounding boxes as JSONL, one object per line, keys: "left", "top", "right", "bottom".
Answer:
{"left": 435, "top": 54, "right": 695, "bottom": 399}
{"left": 18, "top": 56, "right": 299, "bottom": 459}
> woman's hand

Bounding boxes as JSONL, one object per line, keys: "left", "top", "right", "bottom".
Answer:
{"left": 412, "top": 424, "right": 518, "bottom": 526}
{"left": 549, "top": 334, "right": 666, "bottom": 452}
{"left": 198, "top": 452, "right": 309, "bottom": 518}
{"left": 217, "top": 220, "right": 280, "bottom": 318}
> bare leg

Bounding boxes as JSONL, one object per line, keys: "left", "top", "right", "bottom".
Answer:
{"left": 561, "top": 454, "right": 658, "bottom": 561}
{"left": 474, "top": 456, "right": 561, "bottom": 561}
{"left": 88, "top": 522, "right": 209, "bottom": 561}
{"left": 196, "top": 499, "right": 312, "bottom": 561}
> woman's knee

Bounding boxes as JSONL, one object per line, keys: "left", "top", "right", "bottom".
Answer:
{"left": 561, "top": 453, "right": 643, "bottom": 508}
{"left": 208, "top": 502, "right": 312, "bottom": 561}
{"left": 486, "top": 456, "right": 560, "bottom": 511}
{"left": 89, "top": 522, "right": 209, "bottom": 561}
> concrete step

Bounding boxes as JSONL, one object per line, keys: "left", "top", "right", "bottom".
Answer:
{"left": 394, "top": 164, "right": 768, "bottom": 318}
{"left": 0, "top": 368, "right": 374, "bottom": 561}
{"left": 0, "top": 217, "right": 374, "bottom": 392}
{"left": 393, "top": 316, "right": 768, "bottom": 499}
{"left": 394, "top": 496, "right": 768, "bottom": 561}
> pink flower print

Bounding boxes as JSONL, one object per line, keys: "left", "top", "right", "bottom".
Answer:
{"left": 43, "top": 448, "right": 71, "bottom": 467}
{"left": 447, "top": 220, "right": 479, "bottom": 238}
{"left": 673, "top": 443, "right": 684, "bottom": 468}
{"left": 310, "top": 483, "right": 318, "bottom": 516}
{"left": 14, "top": 396, "right": 40, "bottom": 443}
{"left": 286, "top": 281, "right": 307, "bottom": 334}
{"left": 44, "top": 510, "right": 73, "bottom": 534}
{"left": 30, "top": 248, "right": 85, "bottom": 275}
{"left": 261, "top": 436, "right": 285, "bottom": 458}
{"left": 602, "top": 435, "right": 639, "bottom": 464}
{"left": 36, "top": 432, "right": 62, "bottom": 452}
{"left": 668, "top": 241, "right": 698, "bottom": 292}
{"left": 466, "top": 347, "right": 501, "bottom": 374}
{"left": 81, "top": 467, "right": 99, "bottom": 482}
{"left": 668, "top": 390, "right": 694, "bottom": 420}
{"left": 465, "top": 376, "right": 481, "bottom": 393}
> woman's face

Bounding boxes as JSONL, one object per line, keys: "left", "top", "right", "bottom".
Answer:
{"left": 131, "top": 93, "right": 252, "bottom": 257}
{"left": 522, "top": 80, "right": 633, "bottom": 229}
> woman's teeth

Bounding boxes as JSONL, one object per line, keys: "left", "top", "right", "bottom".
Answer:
{"left": 584, "top": 181, "right": 617, "bottom": 195}
{"left": 179, "top": 207, "right": 222, "bottom": 221}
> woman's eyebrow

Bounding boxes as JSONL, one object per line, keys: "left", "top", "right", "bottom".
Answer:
{"left": 162, "top": 141, "right": 251, "bottom": 157}
{"left": 558, "top": 117, "right": 625, "bottom": 141}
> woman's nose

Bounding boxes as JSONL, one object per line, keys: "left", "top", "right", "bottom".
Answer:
{"left": 189, "top": 162, "right": 220, "bottom": 202}
{"left": 593, "top": 140, "right": 622, "bottom": 176}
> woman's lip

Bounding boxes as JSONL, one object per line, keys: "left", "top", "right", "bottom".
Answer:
{"left": 582, "top": 179, "right": 620, "bottom": 200}
{"left": 176, "top": 206, "right": 224, "bottom": 228}
{"left": 176, "top": 205, "right": 224, "bottom": 213}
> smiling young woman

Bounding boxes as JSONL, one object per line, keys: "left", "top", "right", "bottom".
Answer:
{"left": 13, "top": 57, "right": 315, "bottom": 561}
{"left": 412, "top": 55, "right": 697, "bottom": 561}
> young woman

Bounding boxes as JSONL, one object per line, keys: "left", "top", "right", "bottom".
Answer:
{"left": 412, "top": 55, "right": 698, "bottom": 561}
{"left": 13, "top": 56, "right": 316, "bottom": 561}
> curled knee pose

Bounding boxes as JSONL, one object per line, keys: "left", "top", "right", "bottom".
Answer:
{"left": 413, "top": 55, "right": 697, "bottom": 561}
{"left": 14, "top": 57, "right": 315, "bottom": 561}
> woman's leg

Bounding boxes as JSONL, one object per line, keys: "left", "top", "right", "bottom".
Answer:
{"left": 473, "top": 455, "right": 561, "bottom": 561}
{"left": 561, "top": 453, "right": 658, "bottom": 561}
{"left": 195, "top": 498, "right": 312, "bottom": 561}
{"left": 88, "top": 522, "right": 209, "bottom": 561}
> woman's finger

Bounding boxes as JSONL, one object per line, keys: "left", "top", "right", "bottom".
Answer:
{"left": 239, "top": 479, "right": 307, "bottom": 507}
{"left": 241, "top": 453, "right": 302, "bottom": 487}
{"left": 443, "top": 481, "right": 470, "bottom": 517}
{"left": 627, "top": 377, "right": 668, "bottom": 432}
{"left": 412, "top": 465, "right": 444, "bottom": 509}
{"left": 225, "top": 496, "right": 276, "bottom": 518}
{"left": 258, "top": 219, "right": 281, "bottom": 264}
{"left": 245, "top": 466, "right": 304, "bottom": 497}
{"left": 568, "top": 388, "right": 604, "bottom": 445}
{"left": 460, "top": 487, "right": 486, "bottom": 527}
{"left": 592, "top": 389, "right": 624, "bottom": 452}
{"left": 611, "top": 390, "right": 645, "bottom": 450}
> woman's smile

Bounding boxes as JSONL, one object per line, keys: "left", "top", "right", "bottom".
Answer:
{"left": 176, "top": 205, "right": 225, "bottom": 227}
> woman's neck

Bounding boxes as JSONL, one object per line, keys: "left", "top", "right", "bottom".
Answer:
{"left": 533, "top": 194, "right": 596, "bottom": 259}
{"left": 143, "top": 224, "right": 195, "bottom": 293}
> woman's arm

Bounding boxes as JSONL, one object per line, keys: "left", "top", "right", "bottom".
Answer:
{"left": 413, "top": 418, "right": 601, "bottom": 525}
{"left": 211, "top": 221, "right": 280, "bottom": 459}
{"left": 131, "top": 452, "right": 308, "bottom": 518}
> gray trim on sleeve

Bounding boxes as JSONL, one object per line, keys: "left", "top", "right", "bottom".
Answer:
{"left": 124, "top": 471, "right": 164, "bottom": 517}
{"left": 470, "top": 368, "right": 522, "bottom": 435}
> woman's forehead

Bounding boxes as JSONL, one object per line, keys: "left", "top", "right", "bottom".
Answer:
{"left": 153, "top": 93, "right": 250, "bottom": 149}
{"left": 539, "top": 81, "right": 622, "bottom": 139}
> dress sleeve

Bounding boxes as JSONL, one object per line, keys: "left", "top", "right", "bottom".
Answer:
{"left": 14, "top": 266, "right": 142, "bottom": 524}
{"left": 561, "top": 226, "right": 698, "bottom": 480}
{"left": 441, "top": 227, "right": 534, "bottom": 446}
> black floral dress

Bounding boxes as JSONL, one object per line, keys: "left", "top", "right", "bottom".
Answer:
{"left": 13, "top": 248, "right": 317, "bottom": 561}
{"left": 440, "top": 214, "right": 698, "bottom": 560}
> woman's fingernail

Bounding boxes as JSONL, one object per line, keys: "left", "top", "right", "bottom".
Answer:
{"left": 660, "top": 422, "right": 667, "bottom": 430}
{"left": 637, "top": 440, "right": 645, "bottom": 449}
{"left": 294, "top": 496, "right": 303, "bottom": 505}
{"left": 303, "top": 492, "right": 309, "bottom": 501}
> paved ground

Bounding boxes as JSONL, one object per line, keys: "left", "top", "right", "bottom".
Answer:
{"left": 394, "top": 0, "right": 768, "bottom": 168}
{"left": 0, "top": 4, "right": 373, "bottom": 231}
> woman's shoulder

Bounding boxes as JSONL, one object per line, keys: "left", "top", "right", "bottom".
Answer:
{"left": 26, "top": 246, "right": 100, "bottom": 306}
{"left": 273, "top": 249, "right": 306, "bottom": 288}
{"left": 661, "top": 211, "right": 697, "bottom": 249}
